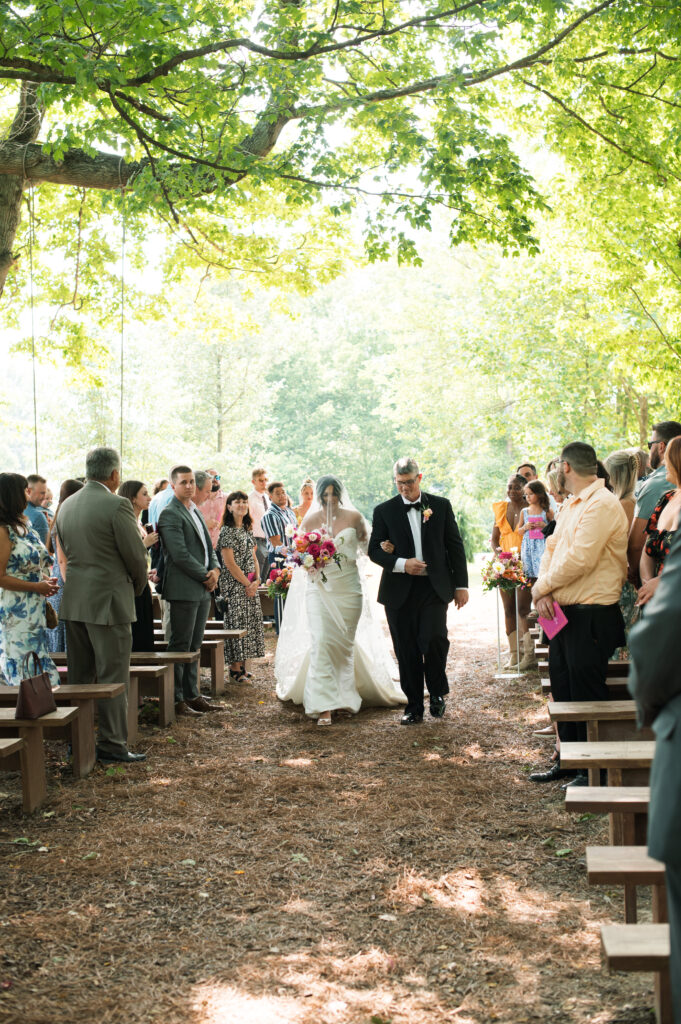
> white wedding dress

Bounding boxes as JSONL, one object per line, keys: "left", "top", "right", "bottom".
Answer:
{"left": 275, "top": 527, "right": 406, "bottom": 716}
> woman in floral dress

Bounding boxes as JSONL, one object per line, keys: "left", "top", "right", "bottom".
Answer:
{"left": 0, "top": 473, "right": 60, "bottom": 687}
{"left": 218, "top": 491, "right": 265, "bottom": 682}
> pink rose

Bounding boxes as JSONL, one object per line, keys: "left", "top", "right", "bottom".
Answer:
{"left": 308, "top": 543, "right": 321, "bottom": 558}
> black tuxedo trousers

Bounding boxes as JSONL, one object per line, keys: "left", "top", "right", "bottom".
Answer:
{"left": 385, "top": 575, "right": 449, "bottom": 715}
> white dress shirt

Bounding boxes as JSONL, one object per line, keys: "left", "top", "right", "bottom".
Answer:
{"left": 394, "top": 494, "right": 426, "bottom": 574}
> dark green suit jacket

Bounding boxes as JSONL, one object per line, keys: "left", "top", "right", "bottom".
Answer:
{"left": 157, "top": 497, "right": 219, "bottom": 602}
{"left": 628, "top": 528, "right": 681, "bottom": 864}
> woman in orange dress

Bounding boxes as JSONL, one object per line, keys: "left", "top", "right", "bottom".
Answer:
{"left": 490, "top": 474, "right": 531, "bottom": 669}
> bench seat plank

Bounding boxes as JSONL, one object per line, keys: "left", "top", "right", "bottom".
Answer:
{"left": 601, "top": 923, "right": 669, "bottom": 969}
{"left": 587, "top": 845, "right": 665, "bottom": 884}
{"left": 560, "top": 741, "right": 655, "bottom": 769}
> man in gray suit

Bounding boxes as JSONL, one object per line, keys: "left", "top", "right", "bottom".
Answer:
{"left": 629, "top": 528, "right": 681, "bottom": 1021}
{"left": 157, "top": 466, "right": 222, "bottom": 716}
{"left": 57, "top": 447, "right": 149, "bottom": 763}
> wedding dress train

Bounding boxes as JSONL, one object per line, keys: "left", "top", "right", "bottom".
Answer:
{"left": 274, "top": 527, "right": 406, "bottom": 716}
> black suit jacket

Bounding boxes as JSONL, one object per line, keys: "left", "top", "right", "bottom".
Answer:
{"left": 369, "top": 492, "right": 468, "bottom": 608}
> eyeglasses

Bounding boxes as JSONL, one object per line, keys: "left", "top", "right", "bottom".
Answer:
{"left": 395, "top": 478, "right": 419, "bottom": 486}
{"left": 647, "top": 440, "right": 661, "bottom": 450}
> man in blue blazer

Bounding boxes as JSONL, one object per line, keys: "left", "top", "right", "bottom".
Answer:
{"left": 629, "top": 528, "right": 681, "bottom": 1022}
{"left": 158, "top": 466, "right": 221, "bottom": 716}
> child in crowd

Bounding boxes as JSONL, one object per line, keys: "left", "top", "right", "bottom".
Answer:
{"left": 519, "top": 480, "right": 554, "bottom": 582}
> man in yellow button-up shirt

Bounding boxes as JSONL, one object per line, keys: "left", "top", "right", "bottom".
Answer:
{"left": 529, "top": 442, "right": 628, "bottom": 786}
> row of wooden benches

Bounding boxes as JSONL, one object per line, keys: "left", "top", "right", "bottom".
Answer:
{"left": 530, "top": 628, "right": 671, "bottom": 1023}
{"left": 0, "top": 620, "right": 245, "bottom": 812}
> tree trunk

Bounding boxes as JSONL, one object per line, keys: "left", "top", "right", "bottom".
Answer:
{"left": 0, "top": 85, "right": 44, "bottom": 297}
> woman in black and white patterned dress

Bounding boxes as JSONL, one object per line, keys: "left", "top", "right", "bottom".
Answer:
{"left": 218, "top": 491, "right": 265, "bottom": 682}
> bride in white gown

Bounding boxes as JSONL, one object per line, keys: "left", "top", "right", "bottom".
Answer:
{"left": 275, "top": 475, "right": 406, "bottom": 724}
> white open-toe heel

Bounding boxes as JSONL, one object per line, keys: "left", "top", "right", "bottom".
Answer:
{"left": 317, "top": 715, "right": 332, "bottom": 726}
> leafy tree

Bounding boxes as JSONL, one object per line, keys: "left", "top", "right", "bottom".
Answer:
{"left": 4, "top": 0, "right": 676, "bottom": 330}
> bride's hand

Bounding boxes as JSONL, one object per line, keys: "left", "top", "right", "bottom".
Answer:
{"left": 381, "top": 539, "right": 395, "bottom": 554}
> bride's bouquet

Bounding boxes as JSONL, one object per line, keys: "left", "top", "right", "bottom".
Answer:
{"left": 481, "top": 548, "right": 530, "bottom": 591}
{"left": 286, "top": 525, "right": 343, "bottom": 583}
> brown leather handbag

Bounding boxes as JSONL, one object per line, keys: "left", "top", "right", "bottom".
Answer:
{"left": 15, "top": 653, "right": 57, "bottom": 720}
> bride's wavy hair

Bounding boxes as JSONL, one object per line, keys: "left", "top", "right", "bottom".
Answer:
{"left": 316, "top": 475, "right": 343, "bottom": 506}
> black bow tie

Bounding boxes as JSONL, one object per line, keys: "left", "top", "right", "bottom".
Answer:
{"left": 404, "top": 501, "right": 423, "bottom": 512}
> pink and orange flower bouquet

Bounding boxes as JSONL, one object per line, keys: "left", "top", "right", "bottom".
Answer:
{"left": 481, "top": 549, "right": 530, "bottom": 592}
{"left": 286, "top": 526, "right": 343, "bottom": 583}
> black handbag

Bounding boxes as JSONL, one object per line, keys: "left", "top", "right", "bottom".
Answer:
{"left": 15, "top": 653, "right": 57, "bottom": 720}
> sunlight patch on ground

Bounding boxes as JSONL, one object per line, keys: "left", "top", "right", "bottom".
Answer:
{"left": 492, "top": 877, "right": 565, "bottom": 924}
{"left": 192, "top": 984, "right": 303, "bottom": 1024}
{"left": 148, "top": 776, "right": 173, "bottom": 786}
{"left": 281, "top": 757, "right": 315, "bottom": 768}
{"left": 390, "top": 867, "right": 485, "bottom": 913}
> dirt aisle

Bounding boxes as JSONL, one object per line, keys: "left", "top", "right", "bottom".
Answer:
{"left": 0, "top": 589, "right": 654, "bottom": 1024}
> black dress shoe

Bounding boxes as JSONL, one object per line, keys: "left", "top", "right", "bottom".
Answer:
{"left": 400, "top": 712, "right": 424, "bottom": 725}
{"left": 429, "top": 696, "right": 446, "bottom": 718}
{"left": 96, "top": 748, "right": 147, "bottom": 764}
{"left": 528, "top": 762, "right": 576, "bottom": 783}
{"left": 562, "top": 771, "right": 589, "bottom": 789}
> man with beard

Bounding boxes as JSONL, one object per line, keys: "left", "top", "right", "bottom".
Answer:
{"left": 627, "top": 420, "right": 681, "bottom": 585}
{"left": 528, "top": 442, "right": 628, "bottom": 787}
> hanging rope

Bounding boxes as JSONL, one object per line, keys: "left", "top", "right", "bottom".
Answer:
{"left": 23, "top": 145, "right": 39, "bottom": 474}
{"left": 118, "top": 158, "right": 126, "bottom": 466}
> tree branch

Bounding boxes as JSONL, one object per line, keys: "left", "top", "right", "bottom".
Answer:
{"left": 630, "top": 286, "right": 681, "bottom": 362}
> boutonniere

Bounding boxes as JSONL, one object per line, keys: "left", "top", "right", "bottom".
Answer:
{"left": 422, "top": 502, "right": 433, "bottom": 524}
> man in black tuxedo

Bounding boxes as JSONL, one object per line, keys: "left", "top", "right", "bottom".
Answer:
{"left": 369, "top": 457, "right": 469, "bottom": 724}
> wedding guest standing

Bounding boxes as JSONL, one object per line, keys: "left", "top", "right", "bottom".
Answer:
{"left": 491, "top": 474, "right": 530, "bottom": 669}
{"left": 0, "top": 473, "right": 60, "bottom": 686}
{"left": 261, "top": 482, "right": 298, "bottom": 635}
{"left": 294, "top": 478, "right": 314, "bottom": 524}
{"left": 218, "top": 492, "right": 265, "bottom": 682}
{"left": 628, "top": 420, "right": 681, "bottom": 585}
{"left": 45, "top": 478, "right": 84, "bottom": 653}
{"left": 201, "top": 469, "right": 227, "bottom": 549}
{"left": 529, "top": 442, "right": 627, "bottom": 786}
{"left": 604, "top": 449, "right": 639, "bottom": 645}
{"left": 117, "top": 480, "right": 159, "bottom": 651}
{"left": 628, "top": 529, "right": 681, "bottom": 1024}
{"left": 157, "top": 466, "right": 222, "bottom": 717}
{"left": 637, "top": 435, "right": 681, "bottom": 609}
{"left": 25, "top": 474, "right": 49, "bottom": 545}
{"left": 248, "top": 468, "right": 270, "bottom": 584}
{"left": 517, "top": 480, "right": 553, "bottom": 671}
{"left": 57, "top": 447, "right": 149, "bottom": 763}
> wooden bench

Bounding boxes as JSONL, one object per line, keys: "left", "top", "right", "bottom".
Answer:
{"left": 588, "top": 845, "right": 666, "bottom": 924}
{"left": 601, "top": 924, "right": 671, "bottom": 1024}
{"left": 541, "top": 677, "right": 631, "bottom": 698}
{"left": 153, "top": 631, "right": 232, "bottom": 696}
{"left": 538, "top": 659, "right": 630, "bottom": 678}
{"left": 0, "top": 682, "right": 125, "bottom": 778}
{"left": 565, "top": 785, "right": 649, "bottom": 846}
{"left": 560, "top": 740, "right": 655, "bottom": 787}
{"left": 0, "top": 707, "right": 79, "bottom": 812}
{"left": 548, "top": 700, "right": 652, "bottom": 742}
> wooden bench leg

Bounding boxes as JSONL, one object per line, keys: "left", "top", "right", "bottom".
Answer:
{"left": 624, "top": 883, "right": 638, "bottom": 923}
{"left": 210, "top": 643, "right": 224, "bottom": 696}
{"left": 70, "top": 699, "right": 96, "bottom": 778}
{"left": 655, "top": 966, "right": 672, "bottom": 1024}
{"left": 127, "top": 675, "right": 139, "bottom": 745}
{"left": 158, "top": 667, "right": 175, "bottom": 727}
{"left": 19, "top": 727, "right": 47, "bottom": 813}
{"left": 652, "top": 883, "right": 668, "bottom": 924}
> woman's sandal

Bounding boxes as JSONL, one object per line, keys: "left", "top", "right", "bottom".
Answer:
{"left": 229, "top": 668, "right": 248, "bottom": 682}
{"left": 317, "top": 716, "right": 332, "bottom": 726}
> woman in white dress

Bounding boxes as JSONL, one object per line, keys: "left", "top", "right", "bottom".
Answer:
{"left": 275, "top": 475, "right": 406, "bottom": 724}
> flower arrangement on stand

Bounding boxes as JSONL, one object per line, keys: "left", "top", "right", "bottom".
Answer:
{"left": 266, "top": 564, "right": 293, "bottom": 601}
{"left": 287, "top": 526, "right": 344, "bottom": 583}
{"left": 481, "top": 549, "right": 529, "bottom": 591}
